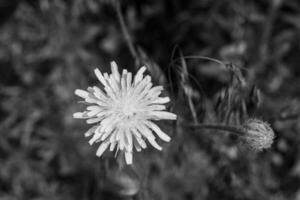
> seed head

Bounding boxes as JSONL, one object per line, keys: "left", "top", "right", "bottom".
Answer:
{"left": 241, "top": 119, "right": 275, "bottom": 151}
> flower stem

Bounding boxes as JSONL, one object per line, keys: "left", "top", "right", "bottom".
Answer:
{"left": 114, "top": 1, "right": 140, "bottom": 65}
{"left": 186, "top": 123, "right": 246, "bottom": 136}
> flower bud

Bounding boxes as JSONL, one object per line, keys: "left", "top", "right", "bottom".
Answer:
{"left": 241, "top": 119, "right": 275, "bottom": 151}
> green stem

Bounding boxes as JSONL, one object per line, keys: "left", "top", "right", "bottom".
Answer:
{"left": 186, "top": 123, "right": 246, "bottom": 136}
{"left": 114, "top": 1, "right": 139, "bottom": 65}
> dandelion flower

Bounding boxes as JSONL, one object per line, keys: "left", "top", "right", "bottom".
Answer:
{"left": 73, "top": 61, "right": 177, "bottom": 164}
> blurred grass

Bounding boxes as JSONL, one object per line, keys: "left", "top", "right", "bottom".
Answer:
{"left": 1, "top": 0, "right": 300, "bottom": 199}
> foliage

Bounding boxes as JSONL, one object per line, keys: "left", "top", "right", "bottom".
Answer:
{"left": 1, "top": 0, "right": 300, "bottom": 199}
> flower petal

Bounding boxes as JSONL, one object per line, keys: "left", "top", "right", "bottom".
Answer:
{"left": 125, "top": 129, "right": 133, "bottom": 152}
{"left": 94, "top": 68, "right": 107, "bottom": 86}
{"left": 125, "top": 151, "right": 133, "bottom": 164}
{"left": 110, "top": 141, "right": 117, "bottom": 151}
{"left": 75, "top": 89, "right": 89, "bottom": 99}
{"left": 145, "top": 121, "right": 171, "bottom": 142}
{"left": 149, "top": 111, "right": 177, "bottom": 120}
{"left": 86, "top": 117, "right": 102, "bottom": 124}
{"left": 111, "top": 61, "right": 121, "bottom": 82}
{"left": 147, "top": 138, "right": 162, "bottom": 151}
{"left": 84, "top": 126, "right": 98, "bottom": 137}
{"left": 96, "top": 142, "right": 110, "bottom": 157}
{"left": 134, "top": 66, "right": 147, "bottom": 85}
{"left": 73, "top": 112, "right": 89, "bottom": 119}
{"left": 151, "top": 97, "right": 170, "bottom": 104}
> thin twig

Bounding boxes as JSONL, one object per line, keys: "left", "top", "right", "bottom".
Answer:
{"left": 114, "top": 1, "right": 140, "bottom": 65}
{"left": 179, "top": 51, "right": 198, "bottom": 123}
{"left": 185, "top": 123, "right": 246, "bottom": 136}
{"left": 259, "top": 0, "right": 282, "bottom": 68}
{"left": 169, "top": 55, "right": 227, "bottom": 69}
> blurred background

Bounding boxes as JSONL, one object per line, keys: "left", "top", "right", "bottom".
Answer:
{"left": 1, "top": 0, "right": 300, "bottom": 199}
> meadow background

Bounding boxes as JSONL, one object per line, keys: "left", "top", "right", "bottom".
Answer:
{"left": 1, "top": 0, "right": 300, "bottom": 199}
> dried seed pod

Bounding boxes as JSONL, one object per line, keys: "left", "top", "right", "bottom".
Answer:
{"left": 241, "top": 119, "right": 275, "bottom": 151}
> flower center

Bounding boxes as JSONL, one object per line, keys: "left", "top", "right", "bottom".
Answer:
{"left": 114, "top": 99, "right": 137, "bottom": 118}
{"left": 122, "top": 103, "right": 136, "bottom": 116}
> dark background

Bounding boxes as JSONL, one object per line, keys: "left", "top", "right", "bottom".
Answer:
{"left": 1, "top": 0, "right": 300, "bottom": 199}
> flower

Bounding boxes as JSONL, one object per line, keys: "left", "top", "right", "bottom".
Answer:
{"left": 241, "top": 118, "right": 275, "bottom": 151}
{"left": 73, "top": 61, "right": 177, "bottom": 164}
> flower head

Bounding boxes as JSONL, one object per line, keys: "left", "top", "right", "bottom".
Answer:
{"left": 241, "top": 118, "right": 275, "bottom": 151}
{"left": 73, "top": 61, "right": 177, "bottom": 164}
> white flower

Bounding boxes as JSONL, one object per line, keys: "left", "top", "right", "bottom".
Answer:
{"left": 73, "top": 61, "right": 177, "bottom": 164}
